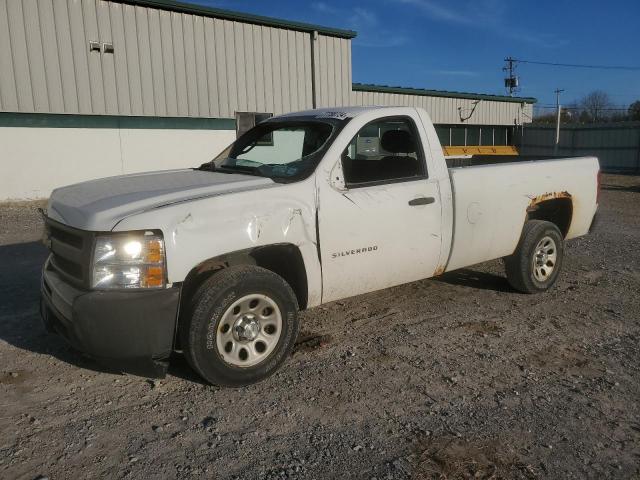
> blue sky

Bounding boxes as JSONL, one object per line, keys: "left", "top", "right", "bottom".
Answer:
{"left": 202, "top": 0, "right": 640, "bottom": 112}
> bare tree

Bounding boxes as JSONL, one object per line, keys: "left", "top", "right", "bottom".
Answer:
{"left": 579, "top": 90, "right": 613, "bottom": 122}
{"left": 629, "top": 100, "right": 640, "bottom": 121}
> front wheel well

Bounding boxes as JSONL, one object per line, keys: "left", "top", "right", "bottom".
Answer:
{"left": 527, "top": 198, "right": 573, "bottom": 238}
{"left": 179, "top": 244, "right": 309, "bottom": 313}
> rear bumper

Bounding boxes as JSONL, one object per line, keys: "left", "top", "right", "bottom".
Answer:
{"left": 40, "top": 258, "right": 180, "bottom": 377}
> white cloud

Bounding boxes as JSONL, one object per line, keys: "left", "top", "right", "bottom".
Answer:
{"left": 397, "top": 0, "right": 469, "bottom": 24}
{"left": 351, "top": 7, "right": 378, "bottom": 28}
{"left": 395, "top": 0, "right": 567, "bottom": 48}
{"left": 311, "top": 2, "right": 339, "bottom": 15}
{"left": 434, "top": 69, "right": 480, "bottom": 77}
{"left": 311, "top": 4, "right": 407, "bottom": 48}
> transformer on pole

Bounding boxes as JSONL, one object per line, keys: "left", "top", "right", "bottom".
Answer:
{"left": 503, "top": 57, "right": 520, "bottom": 96}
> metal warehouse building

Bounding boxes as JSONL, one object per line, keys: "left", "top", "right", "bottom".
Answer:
{"left": 0, "top": 0, "right": 535, "bottom": 200}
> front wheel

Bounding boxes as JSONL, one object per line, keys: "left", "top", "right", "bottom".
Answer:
{"left": 505, "top": 220, "right": 564, "bottom": 294}
{"left": 180, "top": 266, "right": 300, "bottom": 386}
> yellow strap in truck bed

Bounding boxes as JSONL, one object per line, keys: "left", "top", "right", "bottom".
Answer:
{"left": 443, "top": 145, "right": 519, "bottom": 156}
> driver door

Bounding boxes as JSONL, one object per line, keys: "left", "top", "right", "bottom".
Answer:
{"left": 317, "top": 114, "right": 443, "bottom": 303}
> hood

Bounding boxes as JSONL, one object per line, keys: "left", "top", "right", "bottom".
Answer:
{"left": 47, "top": 169, "right": 274, "bottom": 231}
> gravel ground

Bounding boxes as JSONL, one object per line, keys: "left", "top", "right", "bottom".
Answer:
{"left": 1, "top": 174, "right": 639, "bottom": 479}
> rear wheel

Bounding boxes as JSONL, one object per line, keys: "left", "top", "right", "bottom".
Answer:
{"left": 505, "top": 220, "right": 564, "bottom": 293}
{"left": 181, "top": 266, "right": 299, "bottom": 386}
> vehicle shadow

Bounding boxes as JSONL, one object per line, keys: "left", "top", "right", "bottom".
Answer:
{"left": 434, "top": 268, "right": 513, "bottom": 293}
{"left": 0, "top": 241, "right": 103, "bottom": 371}
{"left": 0, "top": 242, "right": 511, "bottom": 382}
{"left": 0, "top": 241, "right": 212, "bottom": 383}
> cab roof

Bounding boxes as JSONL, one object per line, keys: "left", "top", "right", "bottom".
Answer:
{"left": 272, "top": 106, "right": 396, "bottom": 122}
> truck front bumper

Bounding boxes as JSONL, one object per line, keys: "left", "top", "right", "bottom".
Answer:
{"left": 40, "top": 259, "right": 180, "bottom": 378}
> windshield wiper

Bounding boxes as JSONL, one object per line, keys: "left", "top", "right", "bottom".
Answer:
{"left": 215, "top": 164, "right": 266, "bottom": 177}
{"left": 196, "top": 160, "right": 254, "bottom": 175}
{"left": 196, "top": 159, "right": 265, "bottom": 177}
{"left": 197, "top": 161, "right": 287, "bottom": 182}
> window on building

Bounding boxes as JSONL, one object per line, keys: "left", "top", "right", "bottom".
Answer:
{"left": 451, "top": 127, "right": 465, "bottom": 146}
{"left": 341, "top": 116, "right": 426, "bottom": 186}
{"left": 435, "top": 126, "right": 450, "bottom": 146}
{"left": 466, "top": 126, "right": 480, "bottom": 146}
{"left": 435, "top": 124, "right": 515, "bottom": 147}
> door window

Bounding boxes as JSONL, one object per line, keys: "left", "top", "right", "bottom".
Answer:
{"left": 341, "top": 117, "right": 426, "bottom": 187}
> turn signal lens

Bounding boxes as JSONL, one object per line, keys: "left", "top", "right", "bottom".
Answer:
{"left": 145, "top": 239, "right": 163, "bottom": 263}
{"left": 142, "top": 266, "right": 165, "bottom": 288}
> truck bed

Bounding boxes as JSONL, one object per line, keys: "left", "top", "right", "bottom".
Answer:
{"left": 443, "top": 156, "right": 599, "bottom": 272}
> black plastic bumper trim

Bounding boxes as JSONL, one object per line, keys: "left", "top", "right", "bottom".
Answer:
{"left": 41, "top": 267, "right": 180, "bottom": 378}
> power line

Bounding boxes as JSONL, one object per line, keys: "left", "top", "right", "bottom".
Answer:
{"left": 512, "top": 58, "right": 640, "bottom": 71}
{"left": 524, "top": 90, "right": 640, "bottom": 97}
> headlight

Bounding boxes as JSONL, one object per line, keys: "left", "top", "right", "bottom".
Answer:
{"left": 91, "top": 232, "right": 166, "bottom": 289}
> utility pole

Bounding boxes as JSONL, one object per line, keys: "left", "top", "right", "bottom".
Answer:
{"left": 554, "top": 88, "right": 564, "bottom": 155}
{"left": 503, "top": 57, "right": 519, "bottom": 96}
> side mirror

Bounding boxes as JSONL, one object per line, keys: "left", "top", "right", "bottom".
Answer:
{"left": 329, "top": 160, "right": 347, "bottom": 191}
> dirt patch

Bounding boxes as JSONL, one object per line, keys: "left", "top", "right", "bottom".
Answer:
{"left": 0, "top": 199, "right": 47, "bottom": 246}
{"left": 410, "top": 435, "right": 536, "bottom": 480}
{"left": 459, "top": 319, "right": 503, "bottom": 336}
{"left": 292, "top": 332, "right": 332, "bottom": 354}
{"left": 526, "top": 345, "right": 595, "bottom": 376}
{"left": 0, "top": 370, "right": 28, "bottom": 385}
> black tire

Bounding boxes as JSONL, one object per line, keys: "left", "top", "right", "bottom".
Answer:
{"left": 504, "top": 220, "right": 564, "bottom": 294}
{"left": 180, "top": 265, "right": 299, "bottom": 386}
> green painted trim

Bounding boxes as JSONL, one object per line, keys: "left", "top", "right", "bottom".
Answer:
{"left": 353, "top": 83, "right": 537, "bottom": 104}
{"left": 0, "top": 113, "right": 236, "bottom": 130}
{"left": 117, "top": 0, "right": 357, "bottom": 39}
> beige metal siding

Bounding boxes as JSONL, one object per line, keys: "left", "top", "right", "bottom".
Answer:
{"left": 314, "top": 34, "right": 351, "bottom": 108}
{"left": 1, "top": 0, "right": 529, "bottom": 124}
{"left": 0, "top": 0, "right": 324, "bottom": 117}
{"left": 351, "top": 89, "right": 531, "bottom": 126}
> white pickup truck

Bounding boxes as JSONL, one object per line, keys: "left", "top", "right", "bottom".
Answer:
{"left": 40, "top": 106, "right": 600, "bottom": 385}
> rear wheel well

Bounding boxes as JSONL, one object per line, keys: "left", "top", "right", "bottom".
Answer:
{"left": 527, "top": 198, "right": 573, "bottom": 238}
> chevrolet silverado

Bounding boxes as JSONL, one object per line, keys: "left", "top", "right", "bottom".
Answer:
{"left": 40, "top": 106, "right": 600, "bottom": 385}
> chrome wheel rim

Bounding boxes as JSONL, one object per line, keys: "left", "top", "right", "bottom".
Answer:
{"left": 532, "top": 236, "right": 557, "bottom": 282}
{"left": 216, "top": 294, "right": 282, "bottom": 367}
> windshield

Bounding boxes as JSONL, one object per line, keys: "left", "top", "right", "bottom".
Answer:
{"left": 207, "top": 120, "right": 341, "bottom": 182}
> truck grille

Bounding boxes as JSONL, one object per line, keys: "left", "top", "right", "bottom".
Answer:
{"left": 49, "top": 225, "right": 83, "bottom": 249}
{"left": 44, "top": 217, "right": 94, "bottom": 288}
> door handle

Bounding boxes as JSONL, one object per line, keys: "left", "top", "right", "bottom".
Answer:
{"left": 408, "top": 197, "right": 435, "bottom": 206}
